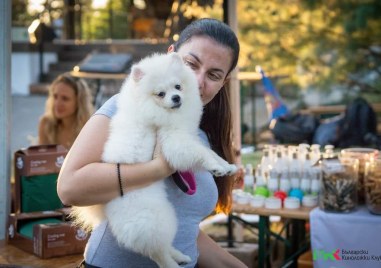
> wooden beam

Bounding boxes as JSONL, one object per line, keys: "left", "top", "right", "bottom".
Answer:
{"left": 225, "top": 0, "right": 242, "bottom": 163}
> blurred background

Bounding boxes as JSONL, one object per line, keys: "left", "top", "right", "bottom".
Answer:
{"left": 10, "top": 0, "right": 381, "bottom": 150}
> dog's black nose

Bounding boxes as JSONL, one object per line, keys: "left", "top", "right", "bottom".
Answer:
{"left": 172, "top": 95, "right": 181, "bottom": 104}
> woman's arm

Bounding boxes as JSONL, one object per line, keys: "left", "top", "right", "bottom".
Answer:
{"left": 197, "top": 230, "right": 248, "bottom": 268}
{"left": 57, "top": 114, "right": 174, "bottom": 206}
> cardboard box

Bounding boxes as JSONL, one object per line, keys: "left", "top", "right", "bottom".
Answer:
{"left": 13, "top": 144, "right": 68, "bottom": 213}
{"left": 7, "top": 212, "right": 89, "bottom": 258}
{"left": 7, "top": 212, "right": 65, "bottom": 254}
{"left": 8, "top": 145, "right": 87, "bottom": 259}
{"left": 33, "top": 221, "right": 89, "bottom": 258}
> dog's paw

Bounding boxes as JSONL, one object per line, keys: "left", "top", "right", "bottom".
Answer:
{"left": 209, "top": 163, "right": 237, "bottom": 177}
{"left": 226, "top": 164, "right": 238, "bottom": 176}
{"left": 170, "top": 248, "right": 191, "bottom": 265}
{"left": 212, "top": 170, "right": 227, "bottom": 177}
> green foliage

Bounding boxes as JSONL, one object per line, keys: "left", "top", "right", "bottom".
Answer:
{"left": 236, "top": 0, "right": 381, "bottom": 98}
{"left": 81, "top": 0, "right": 131, "bottom": 40}
{"left": 12, "top": 1, "right": 381, "bottom": 99}
{"left": 12, "top": 0, "right": 36, "bottom": 26}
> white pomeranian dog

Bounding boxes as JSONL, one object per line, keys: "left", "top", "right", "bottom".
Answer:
{"left": 71, "top": 52, "right": 237, "bottom": 268}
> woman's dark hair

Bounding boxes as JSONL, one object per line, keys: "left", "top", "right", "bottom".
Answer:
{"left": 174, "top": 18, "right": 240, "bottom": 214}
{"left": 174, "top": 18, "right": 239, "bottom": 74}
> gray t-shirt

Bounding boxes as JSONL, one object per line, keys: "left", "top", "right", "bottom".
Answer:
{"left": 84, "top": 94, "right": 218, "bottom": 268}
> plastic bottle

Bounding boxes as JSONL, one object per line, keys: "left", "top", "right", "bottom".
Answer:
{"left": 254, "top": 164, "right": 270, "bottom": 197}
{"left": 267, "top": 167, "right": 279, "bottom": 196}
{"left": 255, "top": 164, "right": 266, "bottom": 187}
{"left": 289, "top": 152, "right": 301, "bottom": 190}
{"left": 260, "top": 149, "right": 271, "bottom": 182}
{"left": 298, "top": 143, "right": 310, "bottom": 162}
{"left": 279, "top": 169, "right": 291, "bottom": 193}
{"left": 278, "top": 146, "right": 291, "bottom": 193}
{"left": 323, "top": 145, "right": 335, "bottom": 159}
{"left": 243, "top": 164, "right": 254, "bottom": 194}
{"left": 300, "top": 153, "right": 312, "bottom": 194}
{"left": 310, "top": 165, "right": 321, "bottom": 196}
{"left": 310, "top": 144, "right": 321, "bottom": 165}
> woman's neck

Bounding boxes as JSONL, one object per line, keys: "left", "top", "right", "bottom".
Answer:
{"left": 59, "top": 115, "right": 76, "bottom": 128}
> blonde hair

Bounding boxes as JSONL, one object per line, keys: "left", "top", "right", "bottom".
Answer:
{"left": 41, "top": 73, "right": 94, "bottom": 146}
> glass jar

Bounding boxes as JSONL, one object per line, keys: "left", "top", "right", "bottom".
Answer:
{"left": 340, "top": 148, "right": 379, "bottom": 203}
{"left": 365, "top": 158, "right": 381, "bottom": 215}
{"left": 320, "top": 158, "right": 359, "bottom": 213}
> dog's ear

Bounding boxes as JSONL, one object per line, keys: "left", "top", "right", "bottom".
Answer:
{"left": 131, "top": 66, "right": 145, "bottom": 82}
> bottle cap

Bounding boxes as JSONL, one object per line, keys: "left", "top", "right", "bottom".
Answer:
{"left": 274, "top": 190, "right": 287, "bottom": 202}
{"left": 236, "top": 192, "right": 251, "bottom": 205}
{"left": 289, "top": 188, "right": 304, "bottom": 202}
{"left": 255, "top": 186, "right": 270, "bottom": 197}
{"left": 302, "top": 195, "right": 318, "bottom": 207}
{"left": 250, "top": 195, "right": 266, "bottom": 208}
{"left": 284, "top": 197, "right": 301, "bottom": 209}
{"left": 265, "top": 197, "right": 282, "bottom": 209}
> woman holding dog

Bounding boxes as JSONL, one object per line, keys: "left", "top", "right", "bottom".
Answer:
{"left": 38, "top": 73, "right": 93, "bottom": 149}
{"left": 58, "top": 18, "right": 246, "bottom": 268}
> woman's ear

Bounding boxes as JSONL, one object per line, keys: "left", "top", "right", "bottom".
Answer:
{"left": 168, "top": 44, "right": 175, "bottom": 53}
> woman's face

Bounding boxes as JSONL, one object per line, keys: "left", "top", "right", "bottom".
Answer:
{"left": 171, "top": 36, "right": 233, "bottom": 105}
{"left": 52, "top": 82, "right": 77, "bottom": 120}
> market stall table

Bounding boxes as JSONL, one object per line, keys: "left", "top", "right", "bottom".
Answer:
{"left": 232, "top": 204, "right": 314, "bottom": 267}
{"left": 310, "top": 206, "right": 381, "bottom": 268}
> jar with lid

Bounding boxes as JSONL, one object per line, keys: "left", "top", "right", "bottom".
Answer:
{"left": 364, "top": 158, "right": 381, "bottom": 215}
{"left": 340, "top": 148, "right": 379, "bottom": 203}
{"left": 320, "top": 157, "right": 359, "bottom": 213}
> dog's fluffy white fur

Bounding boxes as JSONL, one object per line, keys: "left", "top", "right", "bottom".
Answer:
{"left": 71, "top": 52, "right": 237, "bottom": 268}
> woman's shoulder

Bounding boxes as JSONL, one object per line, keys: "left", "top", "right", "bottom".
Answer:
{"left": 94, "top": 94, "right": 119, "bottom": 118}
{"left": 38, "top": 115, "right": 50, "bottom": 127}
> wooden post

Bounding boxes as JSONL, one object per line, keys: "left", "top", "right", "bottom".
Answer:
{"left": 225, "top": 0, "right": 241, "bottom": 164}
{"left": 0, "top": 0, "right": 11, "bottom": 240}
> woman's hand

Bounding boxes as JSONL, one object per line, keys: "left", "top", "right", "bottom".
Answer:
{"left": 152, "top": 140, "right": 175, "bottom": 179}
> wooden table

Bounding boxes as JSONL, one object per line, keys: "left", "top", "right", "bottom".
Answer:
{"left": 0, "top": 240, "right": 83, "bottom": 268}
{"left": 233, "top": 204, "right": 312, "bottom": 220}
{"left": 231, "top": 204, "right": 314, "bottom": 268}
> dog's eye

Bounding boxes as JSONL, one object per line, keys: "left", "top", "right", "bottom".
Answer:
{"left": 157, "top": 92, "right": 165, "bottom": 98}
{"left": 175, "top": 84, "right": 181, "bottom": 90}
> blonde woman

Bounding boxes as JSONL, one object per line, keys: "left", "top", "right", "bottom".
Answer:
{"left": 38, "top": 73, "right": 94, "bottom": 149}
